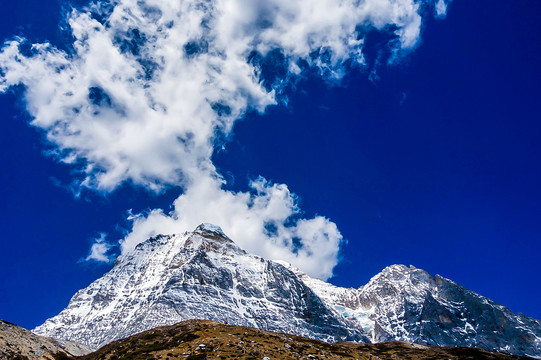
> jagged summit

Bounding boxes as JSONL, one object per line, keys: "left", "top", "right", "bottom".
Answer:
{"left": 361, "top": 263, "right": 436, "bottom": 293}
{"left": 379, "top": 263, "right": 417, "bottom": 273}
{"left": 369, "top": 264, "right": 425, "bottom": 281}
{"left": 33, "top": 225, "right": 541, "bottom": 358}
{"left": 195, "top": 223, "right": 227, "bottom": 237}
{"left": 194, "top": 223, "right": 235, "bottom": 245}
{"left": 35, "top": 225, "right": 366, "bottom": 349}
{"left": 127, "top": 223, "right": 239, "bottom": 264}
{"left": 308, "top": 263, "right": 541, "bottom": 358}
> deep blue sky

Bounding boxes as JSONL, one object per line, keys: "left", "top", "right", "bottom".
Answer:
{"left": 1, "top": 0, "right": 540, "bottom": 330}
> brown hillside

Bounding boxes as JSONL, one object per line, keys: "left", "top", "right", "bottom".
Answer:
{"left": 0, "top": 320, "right": 92, "bottom": 360}
{"left": 78, "top": 319, "right": 533, "bottom": 360}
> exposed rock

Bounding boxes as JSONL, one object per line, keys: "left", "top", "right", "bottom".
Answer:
{"left": 0, "top": 320, "right": 92, "bottom": 359}
{"left": 298, "top": 264, "right": 541, "bottom": 358}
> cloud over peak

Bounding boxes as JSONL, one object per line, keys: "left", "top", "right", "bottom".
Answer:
{"left": 122, "top": 175, "right": 342, "bottom": 280}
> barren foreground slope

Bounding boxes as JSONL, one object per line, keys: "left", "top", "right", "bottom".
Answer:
{"left": 80, "top": 320, "right": 533, "bottom": 360}
{"left": 0, "top": 320, "right": 92, "bottom": 359}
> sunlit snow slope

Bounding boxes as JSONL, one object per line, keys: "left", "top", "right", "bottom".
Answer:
{"left": 34, "top": 224, "right": 541, "bottom": 358}
{"left": 34, "top": 224, "right": 365, "bottom": 349}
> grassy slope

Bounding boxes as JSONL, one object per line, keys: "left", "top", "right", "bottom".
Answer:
{"left": 78, "top": 319, "right": 533, "bottom": 360}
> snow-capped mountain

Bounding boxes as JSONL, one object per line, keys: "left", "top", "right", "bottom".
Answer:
{"left": 34, "top": 224, "right": 541, "bottom": 358}
{"left": 34, "top": 224, "right": 366, "bottom": 349}
{"left": 293, "top": 263, "right": 541, "bottom": 358}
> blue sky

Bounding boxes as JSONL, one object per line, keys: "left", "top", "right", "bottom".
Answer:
{"left": 0, "top": 0, "right": 540, "bottom": 330}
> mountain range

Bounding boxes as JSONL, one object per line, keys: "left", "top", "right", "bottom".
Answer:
{"left": 33, "top": 224, "right": 541, "bottom": 358}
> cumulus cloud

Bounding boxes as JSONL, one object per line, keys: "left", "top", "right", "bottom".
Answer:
{"left": 121, "top": 175, "right": 342, "bottom": 279}
{"left": 0, "top": 0, "right": 445, "bottom": 191}
{"left": 84, "top": 233, "right": 113, "bottom": 263}
{"left": 0, "top": 0, "right": 447, "bottom": 279}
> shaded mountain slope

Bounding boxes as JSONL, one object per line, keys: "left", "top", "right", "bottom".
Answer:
{"left": 294, "top": 263, "right": 541, "bottom": 357}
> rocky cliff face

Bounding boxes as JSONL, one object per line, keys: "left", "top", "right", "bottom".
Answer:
{"left": 34, "top": 224, "right": 541, "bottom": 358}
{"left": 298, "top": 264, "right": 541, "bottom": 358}
{"left": 0, "top": 320, "right": 92, "bottom": 359}
{"left": 33, "top": 224, "right": 366, "bottom": 349}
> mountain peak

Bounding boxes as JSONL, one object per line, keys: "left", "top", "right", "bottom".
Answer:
{"left": 194, "top": 223, "right": 232, "bottom": 242}
{"left": 380, "top": 264, "right": 419, "bottom": 274}
{"left": 195, "top": 222, "right": 225, "bottom": 235}
{"left": 33, "top": 228, "right": 541, "bottom": 358}
{"left": 369, "top": 264, "right": 434, "bottom": 287}
{"left": 35, "top": 227, "right": 366, "bottom": 348}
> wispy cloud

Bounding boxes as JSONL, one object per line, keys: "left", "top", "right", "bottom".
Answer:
{"left": 0, "top": 0, "right": 447, "bottom": 279}
{"left": 84, "top": 233, "right": 113, "bottom": 263}
{"left": 435, "top": 0, "right": 450, "bottom": 18}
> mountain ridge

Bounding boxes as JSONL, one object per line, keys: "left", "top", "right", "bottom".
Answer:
{"left": 294, "top": 262, "right": 541, "bottom": 357}
{"left": 34, "top": 224, "right": 541, "bottom": 358}
{"left": 34, "top": 224, "right": 367, "bottom": 349}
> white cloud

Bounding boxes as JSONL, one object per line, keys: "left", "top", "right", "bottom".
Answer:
{"left": 0, "top": 0, "right": 441, "bottom": 191}
{"left": 435, "top": 0, "right": 449, "bottom": 18}
{"left": 0, "top": 0, "right": 446, "bottom": 279}
{"left": 121, "top": 174, "right": 342, "bottom": 279}
{"left": 84, "top": 233, "right": 113, "bottom": 263}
